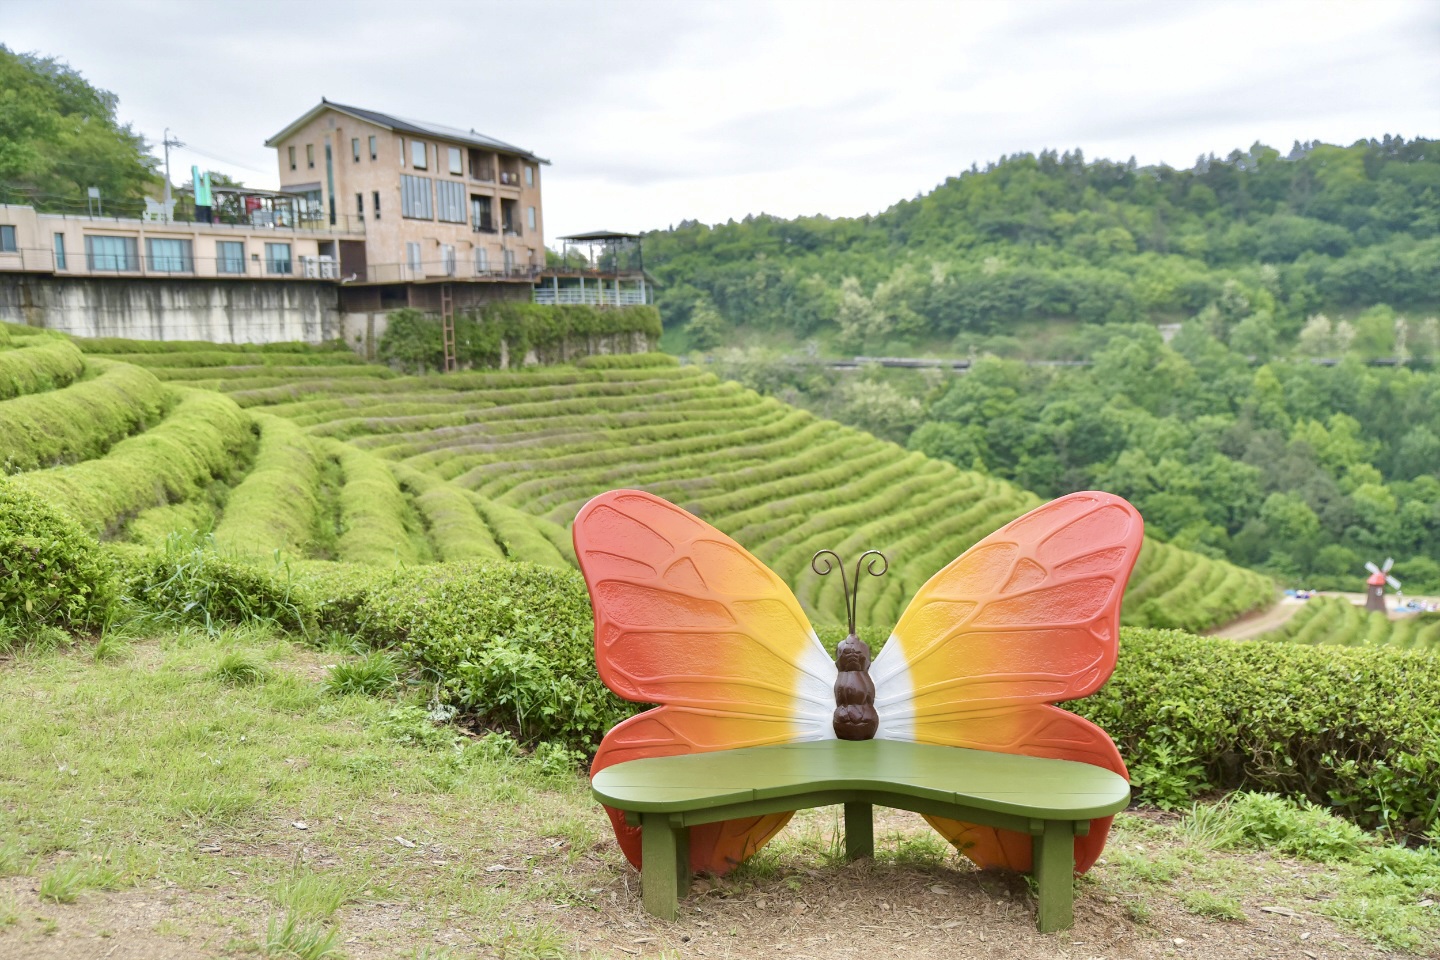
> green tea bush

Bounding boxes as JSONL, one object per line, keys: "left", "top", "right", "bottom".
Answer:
{"left": 0, "top": 339, "right": 85, "bottom": 400}
{"left": 465, "top": 492, "right": 572, "bottom": 568}
{"left": 353, "top": 561, "right": 627, "bottom": 749}
{"left": 0, "top": 480, "right": 117, "bottom": 632}
{"left": 0, "top": 360, "right": 171, "bottom": 472}
{"left": 392, "top": 465, "right": 504, "bottom": 562}
{"left": 330, "top": 443, "right": 424, "bottom": 565}
{"left": 212, "top": 415, "right": 322, "bottom": 556}
{"left": 126, "top": 500, "right": 216, "bottom": 547}
{"left": 1075, "top": 628, "right": 1440, "bottom": 839}
{"left": 7, "top": 389, "right": 253, "bottom": 533}
{"left": 575, "top": 352, "right": 679, "bottom": 369}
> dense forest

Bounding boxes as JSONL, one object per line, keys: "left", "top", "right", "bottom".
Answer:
{"left": 647, "top": 138, "right": 1438, "bottom": 355}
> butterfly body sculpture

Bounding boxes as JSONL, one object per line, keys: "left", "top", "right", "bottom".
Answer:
{"left": 573, "top": 488, "right": 1143, "bottom": 878}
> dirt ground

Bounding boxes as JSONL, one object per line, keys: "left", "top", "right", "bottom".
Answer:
{"left": 1, "top": 807, "right": 1421, "bottom": 960}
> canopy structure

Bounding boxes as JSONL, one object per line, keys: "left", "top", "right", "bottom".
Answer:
{"left": 556, "top": 230, "right": 644, "bottom": 275}
{"left": 538, "top": 231, "right": 649, "bottom": 307}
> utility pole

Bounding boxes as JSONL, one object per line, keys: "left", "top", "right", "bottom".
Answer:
{"left": 162, "top": 129, "right": 184, "bottom": 220}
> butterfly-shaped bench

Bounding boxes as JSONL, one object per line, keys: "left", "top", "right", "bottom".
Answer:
{"left": 574, "top": 489, "right": 1142, "bottom": 932}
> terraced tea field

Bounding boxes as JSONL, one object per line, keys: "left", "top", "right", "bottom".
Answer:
{"left": 1254, "top": 595, "right": 1440, "bottom": 653}
{"left": 2, "top": 324, "right": 1277, "bottom": 633}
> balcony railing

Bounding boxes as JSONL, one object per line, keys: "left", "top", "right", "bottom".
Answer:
{"left": 363, "top": 259, "right": 541, "bottom": 283}
{"left": 0, "top": 245, "right": 342, "bottom": 280}
{"left": 533, "top": 286, "right": 647, "bottom": 307}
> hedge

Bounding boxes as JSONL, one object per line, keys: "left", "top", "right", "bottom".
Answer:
{"left": 0, "top": 338, "right": 86, "bottom": 400}
{"left": 1075, "top": 628, "right": 1440, "bottom": 839}
{"left": 0, "top": 480, "right": 117, "bottom": 631}
{"left": 8, "top": 388, "right": 253, "bottom": 534}
{"left": 0, "top": 359, "right": 171, "bottom": 473}
{"left": 329, "top": 441, "right": 425, "bottom": 566}
{"left": 212, "top": 414, "right": 323, "bottom": 557}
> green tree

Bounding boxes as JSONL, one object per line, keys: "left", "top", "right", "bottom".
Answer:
{"left": 0, "top": 46, "right": 158, "bottom": 208}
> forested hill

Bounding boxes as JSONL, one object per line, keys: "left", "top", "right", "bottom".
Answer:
{"left": 645, "top": 137, "right": 1439, "bottom": 350}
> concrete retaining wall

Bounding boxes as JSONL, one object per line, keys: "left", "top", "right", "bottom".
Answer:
{"left": 0, "top": 275, "right": 341, "bottom": 344}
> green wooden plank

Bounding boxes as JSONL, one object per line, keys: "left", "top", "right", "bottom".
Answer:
{"left": 592, "top": 740, "right": 1129, "bottom": 821}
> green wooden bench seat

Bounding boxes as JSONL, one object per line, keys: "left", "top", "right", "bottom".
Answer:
{"left": 592, "top": 739, "right": 1131, "bottom": 931}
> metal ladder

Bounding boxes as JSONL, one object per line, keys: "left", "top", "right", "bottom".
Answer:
{"left": 440, "top": 283, "right": 457, "bottom": 373}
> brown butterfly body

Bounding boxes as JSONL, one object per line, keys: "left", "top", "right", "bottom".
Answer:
{"left": 832, "top": 634, "right": 878, "bottom": 740}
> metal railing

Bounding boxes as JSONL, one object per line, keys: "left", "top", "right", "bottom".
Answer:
{"left": 0, "top": 245, "right": 341, "bottom": 280}
{"left": 532, "top": 286, "right": 647, "bottom": 306}
{"left": 363, "top": 259, "right": 542, "bottom": 283}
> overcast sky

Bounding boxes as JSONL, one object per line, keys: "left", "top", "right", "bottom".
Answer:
{"left": 6, "top": 0, "right": 1439, "bottom": 242}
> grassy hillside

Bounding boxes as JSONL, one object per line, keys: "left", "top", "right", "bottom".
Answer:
{"left": 7, "top": 326, "right": 1276, "bottom": 634}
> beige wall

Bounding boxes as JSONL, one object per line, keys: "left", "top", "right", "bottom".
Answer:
{"left": 272, "top": 108, "right": 545, "bottom": 283}
{"left": 0, "top": 204, "right": 331, "bottom": 280}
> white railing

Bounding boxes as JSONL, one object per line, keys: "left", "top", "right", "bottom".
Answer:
{"left": 299, "top": 255, "right": 339, "bottom": 279}
{"left": 533, "top": 287, "right": 646, "bottom": 306}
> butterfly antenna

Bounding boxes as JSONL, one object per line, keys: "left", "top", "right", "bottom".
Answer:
{"left": 811, "top": 549, "right": 889, "bottom": 635}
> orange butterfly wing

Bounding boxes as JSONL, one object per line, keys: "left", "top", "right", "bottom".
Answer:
{"left": 574, "top": 489, "right": 836, "bottom": 875}
{"left": 870, "top": 491, "right": 1142, "bottom": 873}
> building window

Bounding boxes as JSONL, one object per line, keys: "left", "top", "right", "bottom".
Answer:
{"left": 53, "top": 233, "right": 65, "bottom": 269}
{"left": 503, "top": 248, "right": 515, "bottom": 272}
{"left": 526, "top": 165, "right": 534, "bottom": 187}
{"left": 146, "top": 237, "right": 193, "bottom": 273}
{"left": 527, "top": 205, "right": 536, "bottom": 230}
{"left": 0, "top": 225, "right": 16, "bottom": 252}
{"left": 352, "top": 137, "right": 360, "bottom": 162}
{"left": 356, "top": 192, "right": 364, "bottom": 220}
{"left": 410, "top": 140, "right": 427, "bottom": 169}
{"left": 400, "top": 175, "right": 433, "bottom": 219}
{"left": 475, "top": 247, "right": 488, "bottom": 274}
{"left": 288, "top": 146, "right": 296, "bottom": 170}
{"left": 436, "top": 180, "right": 466, "bottom": 223}
{"left": 471, "top": 195, "right": 493, "bottom": 232}
{"left": 84, "top": 235, "right": 138, "bottom": 271}
{"left": 441, "top": 244, "right": 455, "bottom": 277}
{"left": 216, "top": 240, "right": 244, "bottom": 274}
{"left": 306, "top": 144, "right": 315, "bottom": 168}
{"left": 265, "top": 242, "right": 292, "bottom": 275}
{"left": 406, "top": 241, "right": 422, "bottom": 276}
{"left": 369, "top": 135, "right": 377, "bottom": 160}
{"left": 372, "top": 190, "right": 381, "bottom": 220}
{"left": 448, "top": 146, "right": 463, "bottom": 176}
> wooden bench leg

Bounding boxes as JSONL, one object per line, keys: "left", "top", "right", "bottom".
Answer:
{"left": 639, "top": 813, "right": 688, "bottom": 920}
{"left": 1033, "top": 820, "right": 1075, "bottom": 932}
{"left": 844, "top": 802, "right": 873, "bottom": 859}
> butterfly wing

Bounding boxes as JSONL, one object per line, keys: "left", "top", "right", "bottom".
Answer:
{"left": 869, "top": 491, "right": 1142, "bottom": 873}
{"left": 574, "top": 489, "right": 835, "bottom": 874}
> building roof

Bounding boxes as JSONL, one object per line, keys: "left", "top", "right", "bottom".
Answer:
{"left": 264, "top": 99, "right": 549, "bottom": 164}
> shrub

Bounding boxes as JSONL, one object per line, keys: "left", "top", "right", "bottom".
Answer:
{"left": 575, "top": 352, "right": 679, "bottom": 369}
{"left": 0, "top": 359, "right": 170, "bottom": 472}
{"left": 1075, "top": 628, "right": 1440, "bottom": 839}
{"left": 212, "top": 415, "right": 323, "bottom": 557}
{"left": 114, "top": 540, "right": 309, "bottom": 635}
{"left": 7, "top": 389, "right": 253, "bottom": 534}
{"left": 0, "top": 339, "right": 85, "bottom": 400}
{"left": 353, "top": 560, "right": 627, "bottom": 749}
{"left": 0, "top": 480, "right": 117, "bottom": 632}
{"left": 331, "top": 443, "right": 424, "bottom": 565}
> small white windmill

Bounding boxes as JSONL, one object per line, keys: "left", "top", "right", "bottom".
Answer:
{"left": 1364, "top": 558, "right": 1401, "bottom": 614}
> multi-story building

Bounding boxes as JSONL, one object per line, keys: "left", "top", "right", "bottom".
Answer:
{"left": 264, "top": 99, "right": 547, "bottom": 294}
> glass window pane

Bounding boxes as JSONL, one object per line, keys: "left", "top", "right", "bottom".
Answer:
{"left": 146, "top": 238, "right": 193, "bottom": 273}
{"left": 53, "top": 233, "right": 66, "bottom": 269}
{"left": 85, "top": 235, "right": 137, "bottom": 271}
{"left": 217, "top": 240, "right": 244, "bottom": 274}
{"left": 265, "top": 242, "right": 292, "bottom": 275}
{"left": 411, "top": 140, "right": 427, "bottom": 169}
